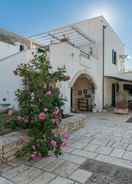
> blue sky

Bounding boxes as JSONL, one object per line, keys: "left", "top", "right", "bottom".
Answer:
{"left": 0, "top": 0, "right": 132, "bottom": 63}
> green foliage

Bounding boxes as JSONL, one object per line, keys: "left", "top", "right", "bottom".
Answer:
{"left": 14, "top": 49, "right": 69, "bottom": 160}
{"left": 0, "top": 112, "right": 17, "bottom": 135}
{"left": 10, "top": 119, "right": 17, "bottom": 130}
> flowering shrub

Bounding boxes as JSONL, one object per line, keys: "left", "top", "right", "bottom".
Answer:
{"left": 14, "top": 49, "right": 70, "bottom": 160}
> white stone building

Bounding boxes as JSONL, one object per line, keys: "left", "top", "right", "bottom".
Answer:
{"left": 0, "top": 16, "right": 132, "bottom": 113}
{"left": 0, "top": 28, "right": 37, "bottom": 108}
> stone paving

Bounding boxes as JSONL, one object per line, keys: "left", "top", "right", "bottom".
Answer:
{"left": 1, "top": 112, "right": 132, "bottom": 183}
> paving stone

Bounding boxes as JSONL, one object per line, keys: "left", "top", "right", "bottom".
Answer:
{"left": 72, "top": 149, "right": 97, "bottom": 159}
{"left": 84, "top": 144, "right": 99, "bottom": 152}
{"left": 49, "top": 176, "right": 74, "bottom": 184}
{"left": 9, "top": 166, "right": 42, "bottom": 184}
{"left": 63, "top": 146, "right": 74, "bottom": 153}
{"left": 72, "top": 142, "right": 88, "bottom": 149}
{"left": 96, "top": 154, "right": 132, "bottom": 169}
{"left": 86, "top": 173, "right": 115, "bottom": 184}
{"left": 33, "top": 157, "right": 53, "bottom": 169}
{"left": 126, "top": 144, "right": 132, "bottom": 151}
{"left": 2, "top": 164, "right": 30, "bottom": 179}
{"left": 0, "top": 177, "right": 13, "bottom": 184}
{"left": 33, "top": 157, "right": 64, "bottom": 171}
{"left": 110, "top": 149, "right": 125, "bottom": 158}
{"left": 54, "top": 161, "right": 78, "bottom": 177}
{"left": 123, "top": 151, "right": 132, "bottom": 161}
{"left": 96, "top": 146, "right": 113, "bottom": 155}
{"left": 30, "top": 172, "right": 56, "bottom": 184}
{"left": 115, "top": 143, "right": 129, "bottom": 150}
{"left": 62, "top": 153, "right": 87, "bottom": 164}
{"left": 70, "top": 169, "right": 92, "bottom": 183}
{"left": 42, "top": 159, "right": 64, "bottom": 172}
{"left": 106, "top": 139, "right": 116, "bottom": 147}
{"left": 81, "top": 158, "right": 132, "bottom": 184}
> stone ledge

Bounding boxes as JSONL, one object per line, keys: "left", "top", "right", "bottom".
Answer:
{"left": 60, "top": 114, "right": 86, "bottom": 133}
{"left": 0, "top": 131, "right": 28, "bottom": 163}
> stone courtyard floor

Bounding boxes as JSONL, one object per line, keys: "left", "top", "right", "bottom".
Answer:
{"left": 1, "top": 112, "right": 132, "bottom": 183}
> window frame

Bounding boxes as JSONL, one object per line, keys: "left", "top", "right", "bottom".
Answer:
{"left": 112, "top": 49, "right": 117, "bottom": 65}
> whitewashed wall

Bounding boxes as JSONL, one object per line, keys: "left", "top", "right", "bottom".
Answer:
{"left": 104, "top": 26, "right": 125, "bottom": 75}
{"left": 0, "top": 48, "right": 32, "bottom": 108}
{"left": 0, "top": 41, "right": 20, "bottom": 59}
{"left": 49, "top": 42, "right": 103, "bottom": 113}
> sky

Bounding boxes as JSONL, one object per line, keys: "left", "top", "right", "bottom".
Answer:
{"left": 0, "top": 0, "right": 132, "bottom": 67}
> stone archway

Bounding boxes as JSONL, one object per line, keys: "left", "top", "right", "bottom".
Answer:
{"left": 71, "top": 73, "right": 95, "bottom": 112}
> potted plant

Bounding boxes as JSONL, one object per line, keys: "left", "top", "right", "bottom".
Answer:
{"left": 114, "top": 91, "right": 128, "bottom": 114}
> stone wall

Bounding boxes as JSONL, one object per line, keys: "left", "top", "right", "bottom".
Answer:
{"left": 0, "top": 132, "right": 28, "bottom": 163}
{"left": 60, "top": 114, "right": 86, "bottom": 133}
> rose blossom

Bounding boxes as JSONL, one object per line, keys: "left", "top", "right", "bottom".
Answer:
{"left": 50, "top": 140, "right": 57, "bottom": 147}
{"left": 61, "top": 142, "right": 67, "bottom": 147}
{"left": 31, "top": 154, "right": 42, "bottom": 161}
{"left": 46, "top": 90, "right": 52, "bottom": 96}
{"left": 63, "top": 131, "right": 69, "bottom": 140}
{"left": 38, "top": 112, "right": 46, "bottom": 121}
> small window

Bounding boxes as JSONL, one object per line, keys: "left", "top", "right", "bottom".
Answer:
{"left": 112, "top": 49, "right": 117, "bottom": 65}
{"left": 19, "top": 45, "right": 24, "bottom": 52}
{"left": 89, "top": 47, "right": 93, "bottom": 55}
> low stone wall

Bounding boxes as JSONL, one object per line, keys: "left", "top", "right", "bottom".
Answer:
{"left": 0, "top": 131, "right": 27, "bottom": 163}
{"left": 60, "top": 114, "right": 86, "bottom": 133}
{"left": 0, "top": 114, "right": 86, "bottom": 163}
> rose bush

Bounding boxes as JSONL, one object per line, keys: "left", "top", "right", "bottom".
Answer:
{"left": 14, "top": 49, "right": 70, "bottom": 160}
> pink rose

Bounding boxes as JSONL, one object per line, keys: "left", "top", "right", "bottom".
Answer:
{"left": 46, "top": 90, "right": 52, "bottom": 96}
{"left": 61, "top": 142, "right": 67, "bottom": 147}
{"left": 38, "top": 112, "right": 46, "bottom": 121}
{"left": 50, "top": 140, "right": 57, "bottom": 147}
{"left": 63, "top": 131, "right": 69, "bottom": 140}
{"left": 31, "top": 154, "right": 42, "bottom": 161}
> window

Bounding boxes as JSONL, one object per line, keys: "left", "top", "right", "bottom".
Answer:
{"left": 89, "top": 47, "right": 93, "bottom": 55}
{"left": 112, "top": 49, "right": 117, "bottom": 65}
{"left": 19, "top": 45, "right": 24, "bottom": 52}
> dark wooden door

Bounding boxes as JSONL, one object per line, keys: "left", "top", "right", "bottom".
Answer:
{"left": 112, "top": 84, "right": 116, "bottom": 107}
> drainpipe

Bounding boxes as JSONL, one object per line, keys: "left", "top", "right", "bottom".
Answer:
{"left": 102, "top": 25, "right": 107, "bottom": 110}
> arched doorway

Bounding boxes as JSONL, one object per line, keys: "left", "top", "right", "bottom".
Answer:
{"left": 71, "top": 74, "right": 95, "bottom": 112}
